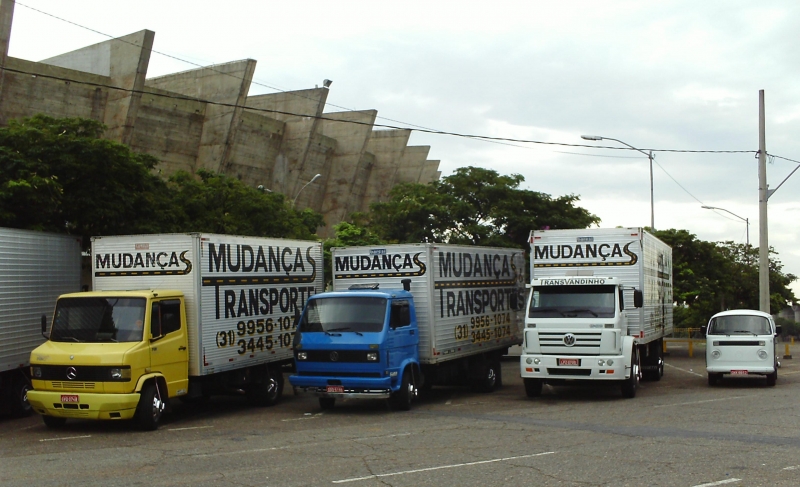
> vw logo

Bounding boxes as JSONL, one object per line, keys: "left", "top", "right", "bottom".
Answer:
{"left": 563, "top": 333, "right": 576, "bottom": 347}
{"left": 330, "top": 351, "right": 339, "bottom": 362}
{"left": 66, "top": 366, "right": 78, "bottom": 380}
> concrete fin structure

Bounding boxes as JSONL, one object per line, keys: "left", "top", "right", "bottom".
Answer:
{"left": 0, "top": 4, "right": 440, "bottom": 237}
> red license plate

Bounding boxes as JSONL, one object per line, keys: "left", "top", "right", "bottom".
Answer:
{"left": 61, "top": 394, "right": 79, "bottom": 403}
{"left": 730, "top": 370, "right": 748, "bottom": 375}
{"left": 326, "top": 386, "right": 344, "bottom": 393}
{"left": 558, "top": 358, "right": 580, "bottom": 366}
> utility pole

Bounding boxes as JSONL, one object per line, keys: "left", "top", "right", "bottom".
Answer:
{"left": 758, "top": 90, "right": 769, "bottom": 312}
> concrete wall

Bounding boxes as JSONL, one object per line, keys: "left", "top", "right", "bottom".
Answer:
{"left": 0, "top": 5, "right": 440, "bottom": 238}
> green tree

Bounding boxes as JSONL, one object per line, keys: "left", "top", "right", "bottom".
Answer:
{"left": 321, "top": 221, "right": 385, "bottom": 287}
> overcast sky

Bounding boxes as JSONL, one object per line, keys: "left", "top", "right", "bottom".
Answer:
{"left": 8, "top": 0, "right": 800, "bottom": 298}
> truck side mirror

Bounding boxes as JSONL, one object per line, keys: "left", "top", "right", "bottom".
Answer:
{"left": 776, "top": 325, "right": 782, "bottom": 336}
{"left": 633, "top": 290, "right": 643, "bottom": 308}
{"left": 41, "top": 314, "right": 48, "bottom": 337}
{"left": 701, "top": 325, "right": 708, "bottom": 336}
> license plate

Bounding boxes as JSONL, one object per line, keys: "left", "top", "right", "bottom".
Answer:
{"left": 325, "top": 386, "right": 344, "bottom": 393}
{"left": 61, "top": 394, "right": 79, "bottom": 403}
{"left": 730, "top": 370, "right": 748, "bottom": 375}
{"left": 558, "top": 358, "right": 580, "bottom": 366}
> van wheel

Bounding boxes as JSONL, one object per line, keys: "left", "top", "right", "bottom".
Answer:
{"left": 42, "top": 415, "right": 67, "bottom": 428}
{"left": 524, "top": 378, "right": 542, "bottom": 398}
{"left": 319, "top": 397, "right": 336, "bottom": 410}
{"left": 390, "top": 368, "right": 415, "bottom": 411}
{"left": 136, "top": 382, "right": 165, "bottom": 431}
{"left": 708, "top": 373, "right": 721, "bottom": 386}
{"left": 621, "top": 348, "right": 640, "bottom": 398}
{"left": 767, "top": 368, "right": 777, "bottom": 387}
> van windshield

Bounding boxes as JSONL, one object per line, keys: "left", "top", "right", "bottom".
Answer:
{"left": 299, "top": 297, "right": 387, "bottom": 333}
{"left": 51, "top": 297, "right": 147, "bottom": 343}
{"left": 708, "top": 315, "right": 772, "bottom": 335}
{"left": 529, "top": 285, "right": 616, "bottom": 318}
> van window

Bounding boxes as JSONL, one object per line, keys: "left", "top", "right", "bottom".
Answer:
{"left": 151, "top": 300, "right": 182, "bottom": 337}
{"left": 708, "top": 315, "right": 771, "bottom": 335}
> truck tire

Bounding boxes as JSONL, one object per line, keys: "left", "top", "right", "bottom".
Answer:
{"left": 390, "top": 367, "right": 415, "bottom": 411}
{"left": 136, "top": 381, "right": 165, "bottom": 431}
{"left": 8, "top": 373, "right": 33, "bottom": 418}
{"left": 319, "top": 397, "right": 336, "bottom": 410}
{"left": 246, "top": 367, "right": 284, "bottom": 407}
{"left": 524, "top": 378, "right": 542, "bottom": 397}
{"left": 708, "top": 373, "right": 721, "bottom": 386}
{"left": 767, "top": 368, "right": 777, "bottom": 387}
{"left": 621, "top": 349, "right": 640, "bottom": 398}
{"left": 477, "top": 361, "right": 500, "bottom": 393}
{"left": 42, "top": 415, "right": 67, "bottom": 428}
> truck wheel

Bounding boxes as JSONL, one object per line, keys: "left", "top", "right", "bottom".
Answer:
{"left": 621, "top": 349, "right": 640, "bottom": 398}
{"left": 136, "top": 382, "right": 165, "bottom": 431}
{"left": 708, "top": 373, "right": 721, "bottom": 386}
{"left": 390, "top": 368, "right": 415, "bottom": 411}
{"left": 767, "top": 368, "right": 777, "bottom": 387}
{"left": 246, "top": 368, "right": 284, "bottom": 407}
{"left": 42, "top": 415, "right": 67, "bottom": 428}
{"left": 8, "top": 374, "right": 33, "bottom": 417}
{"left": 319, "top": 397, "right": 336, "bottom": 410}
{"left": 524, "top": 378, "right": 542, "bottom": 397}
{"left": 478, "top": 361, "right": 500, "bottom": 393}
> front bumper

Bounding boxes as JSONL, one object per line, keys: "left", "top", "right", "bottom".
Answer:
{"left": 289, "top": 374, "right": 394, "bottom": 399}
{"left": 28, "top": 390, "right": 140, "bottom": 420}
{"left": 520, "top": 353, "right": 627, "bottom": 380}
{"left": 706, "top": 365, "right": 775, "bottom": 375}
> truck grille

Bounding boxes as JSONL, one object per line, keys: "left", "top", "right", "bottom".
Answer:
{"left": 298, "top": 350, "right": 378, "bottom": 363}
{"left": 539, "top": 331, "right": 601, "bottom": 351}
{"left": 50, "top": 381, "right": 96, "bottom": 390}
{"left": 296, "top": 371, "right": 382, "bottom": 378}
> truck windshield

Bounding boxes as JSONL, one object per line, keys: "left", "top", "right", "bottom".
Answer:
{"left": 299, "top": 297, "right": 388, "bottom": 333}
{"left": 529, "top": 285, "right": 616, "bottom": 318}
{"left": 51, "top": 297, "right": 147, "bottom": 343}
{"left": 708, "top": 315, "right": 772, "bottom": 335}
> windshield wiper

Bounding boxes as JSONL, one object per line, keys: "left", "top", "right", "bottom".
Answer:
{"left": 327, "top": 327, "right": 364, "bottom": 336}
{"left": 54, "top": 336, "right": 80, "bottom": 342}
{"left": 733, "top": 330, "right": 758, "bottom": 336}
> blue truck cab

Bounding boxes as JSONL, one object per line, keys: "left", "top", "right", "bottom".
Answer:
{"left": 289, "top": 279, "right": 421, "bottom": 410}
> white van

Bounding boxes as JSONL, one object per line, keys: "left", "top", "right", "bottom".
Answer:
{"left": 704, "top": 309, "right": 781, "bottom": 387}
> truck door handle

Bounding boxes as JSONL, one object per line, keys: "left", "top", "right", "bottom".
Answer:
{"left": 179, "top": 346, "right": 187, "bottom": 351}
{"left": 409, "top": 330, "right": 415, "bottom": 335}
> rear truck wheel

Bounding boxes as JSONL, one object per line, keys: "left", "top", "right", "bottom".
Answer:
{"left": 621, "top": 348, "right": 641, "bottom": 398}
{"left": 524, "top": 378, "right": 543, "bottom": 398}
{"left": 136, "top": 381, "right": 165, "bottom": 431}
{"left": 494, "top": 360, "right": 503, "bottom": 388}
{"left": 478, "top": 361, "right": 500, "bottom": 393}
{"left": 42, "top": 415, "right": 67, "bottom": 428}
{"left": 390, "top": 367, "right": 415, "bottom": 411}
{"left": 319, "top": 397, "right": 336, "bottom": 410}
{"left": 8, "top": 373, "right": 33, "bottom": 418}
{"left": 246, "top": 367, "right": 284, "bottom": 407}
{"left": 767, "top": 368, "right": 777, "bottom": 387}
{"left": 708, "top": 373, "right": 721, "bottom": 386}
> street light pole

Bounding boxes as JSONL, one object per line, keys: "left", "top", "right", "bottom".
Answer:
{"left": 700, "top": 205, "right": 749, "bottom": 247}
{"left": 581, "top": 135, "right": 655, "bottom": 231}
{"left": 293, "top": 173, "right": 321, "bottom": 208}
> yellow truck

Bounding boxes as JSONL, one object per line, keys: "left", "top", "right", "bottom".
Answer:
{"left": 28, "top": 233, "right": 323, "bottom": 430}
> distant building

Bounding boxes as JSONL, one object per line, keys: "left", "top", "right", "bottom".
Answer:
{"left": 777, "top": 303, "right": 800, "bottom": 323}
{"left": 0, "top": 0, "right": 439, "bottom": 237}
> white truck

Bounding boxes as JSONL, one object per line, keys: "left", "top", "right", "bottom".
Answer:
{"left": 704, "top": 309, "right": 780, "bottom": 387}
{"left": 28, "top": 233, "right": 323, "bottom": 429}
{"left": 290, "top": 243, "right": 527, "bottom": 409}
{"left": 520, "top": 228, "right": 672, "bottom": 398}
{"left": 0, "top": 227, "right": 82, "bottom": 417}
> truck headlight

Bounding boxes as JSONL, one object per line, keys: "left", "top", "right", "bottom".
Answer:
{"left": 711, "top": 350, "right": 720, "bottom": 359}
{"left": 533, "top": 358, "right": 541, "bottom": 365}
{"left": 526, "top": 358, "right": 533, "bottom": 364}
{"left": 758, "top": 350, "right": 768, "bottom": 360}
{"left": 598, "top": 359, "right": 605, "bottom": 366}
{"left": 607, "top": 359, "right": 614, "bottom": 366}
{"left": 109, "top": 368, "right": 131, "bottom": 380}
{"left": 297, "top": 352, "right": 308, "bottom": 360}
{"left": 366, "top": 352, "right": 378, "bottom": 361}
{"left": 31, "top": 366, "right": 42, "bottom": 378}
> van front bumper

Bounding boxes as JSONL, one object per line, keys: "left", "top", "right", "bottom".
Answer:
{"left": 28, "top": 390, "right": 140, "bottom": 420}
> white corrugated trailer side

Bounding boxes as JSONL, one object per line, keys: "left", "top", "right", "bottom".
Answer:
{"left": 332, "top": 243, "right": 526, "bottom": 364}
{"left": 0, "top": 227, "right": 81, "bottom": 414}
{"left": 92, "top": 233, "right": 324, "bottom": 377}
{"left": 530, "top": 227, "right": 672, "bottom": 344}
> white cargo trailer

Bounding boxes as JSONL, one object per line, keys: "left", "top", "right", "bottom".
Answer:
{"left": 28, "top": 233, "right": 323, "bottom": 429}
{"left": 0, "top": 227, "right": 81, "bottom": 416}
{"left": 520, "top": 228, "right": 672, "bottom": 398}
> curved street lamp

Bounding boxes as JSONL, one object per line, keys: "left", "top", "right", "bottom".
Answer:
{"left": 701, "top": 205, "right": 749, "bottom": 247}
{"left": 292, "top": 174, "right": 321, "bottom": 208}
{"left": 581, "top": 135, "right": 655, "bottom": 231}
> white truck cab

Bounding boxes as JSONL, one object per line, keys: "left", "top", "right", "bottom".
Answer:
{"left": 704, "top": 309, "right": 781, "bottom": 387}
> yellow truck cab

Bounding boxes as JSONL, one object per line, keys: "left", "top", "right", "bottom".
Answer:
{"left": 28, "top": 290, "right": 188, "bottom": 430}
{"left": 704, "top": 309, "right": 781, "bottom": 387}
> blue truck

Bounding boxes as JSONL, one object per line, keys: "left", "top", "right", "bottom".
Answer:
{"left": 289, "top": 243, "right": 526, "bottom": 410}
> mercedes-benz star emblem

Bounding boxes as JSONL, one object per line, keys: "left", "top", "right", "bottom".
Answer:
{"left": 563, "top": 333, "right": 576, "bottom": 347}
{"left": 330, "top": 351, "right": 339, "bottom": 362}
{"left": 66, "top": 366, "right": 78, "bottom": 380}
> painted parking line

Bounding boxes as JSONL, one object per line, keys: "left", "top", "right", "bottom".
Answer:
{"left": 665, "top": 362, "right": 704, "bottom": 377}
{"left": 653, "top": 395, "right": 750, "bottom": 409}
{"left": 332, "top": 451, "right": 555, "bottom": 483}
{"left": 691, "top": 479, "right": 741, "bottom": 486}
{"left": 168, "top": 426, "right": 213, "bottom": 431}
{"left": 40, "top": 435, "right": 91, "bottom": 442}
